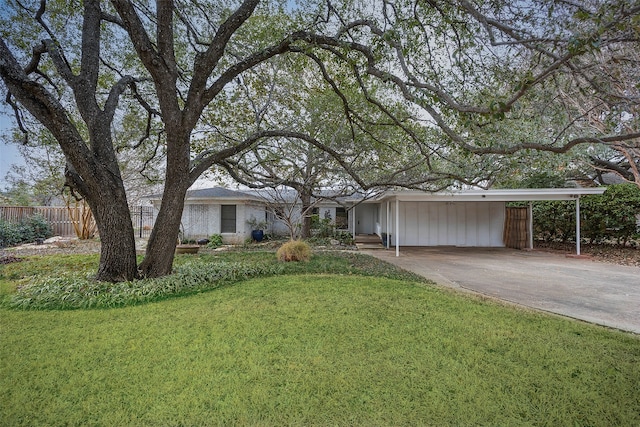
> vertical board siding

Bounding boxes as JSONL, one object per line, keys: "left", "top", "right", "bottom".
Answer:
{"left": 0, "top": 206, "right": 79, "bottom": 236}
{"left": 399, "top": 201, "right": 506, "bottom": 247}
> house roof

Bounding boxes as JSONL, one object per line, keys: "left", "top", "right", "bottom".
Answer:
{"left": 146, "top": 186, "right": 608, "bottom": 204}
{"left": 185, "top": 187, "right": 257, "bottom": 200}
{"left": 374, "top": 187, "right": 607, "bottom": 202}
{"left": 144, "top": 187, "right": 258, "bottom": 202}
{"left": 243, "top": 188, "right": 362, "bottom": 204}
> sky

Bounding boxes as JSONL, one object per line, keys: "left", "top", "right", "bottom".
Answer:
{"left": 0, "top": 110, "right": 25, "bottom": 190}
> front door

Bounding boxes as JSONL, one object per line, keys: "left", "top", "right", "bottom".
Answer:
{"left": 355, "top": 204, "right": 377, "bottom": 234}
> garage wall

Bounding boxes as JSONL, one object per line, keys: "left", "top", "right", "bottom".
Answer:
{"left": 393, "top": 201, "right": 506, "bottom": 247}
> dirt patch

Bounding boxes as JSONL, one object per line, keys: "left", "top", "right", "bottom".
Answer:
{"left": 0, "top": 255, "right": 24, "bottom": 264}
{"left": 535, "top": 241, "right": 640, "bottom": 267}
{"left": 1, "top": 239, "right": 102, "bottom": 257}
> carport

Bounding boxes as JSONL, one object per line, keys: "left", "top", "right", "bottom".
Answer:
{"left": 368, "top": 188, "right": 606, "bottom": 256}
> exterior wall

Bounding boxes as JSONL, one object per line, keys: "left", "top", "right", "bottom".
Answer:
{"left": 318, "top": 206, "right": 334, "bottom": 221}
{"left": 266, "top": 203, "right": 352, "bottom": 237}
{"left": 179, "top": 202, "right": 246, "bottom": 244}
{"left": 182, "top": 203, "right": 217, "bottom": 238}
{"left": 381, "top": 201, "right": 506, "bottom": 247}
{"left": 268, "top": 214, "right": 292, "bottom": 236}
{"left": 152, "top": 199, "right": 353, "bottom": 242}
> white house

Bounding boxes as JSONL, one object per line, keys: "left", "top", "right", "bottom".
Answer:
{"left": 146, "top": 187, "right": 351, "bottom": 244}
{"left": 146, "top": 186, "right": 606, "bottom": 253}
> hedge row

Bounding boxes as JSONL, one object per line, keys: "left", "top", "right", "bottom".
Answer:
{"left": 0, "top": 214, "right": 53, "bottom": 248}
{"left": 533, "top": 184, "right": 640, "bottom": 245}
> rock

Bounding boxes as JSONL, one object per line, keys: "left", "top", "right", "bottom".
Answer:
{"left": 330, "top": 239, "right": 340, "bottom": 246}
{"left": 43, "top": 236, "right": 66, "bottom": 244}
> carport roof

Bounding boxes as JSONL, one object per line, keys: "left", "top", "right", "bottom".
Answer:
{"left": 375, "top": 187, "right": 606, "bottom": 202}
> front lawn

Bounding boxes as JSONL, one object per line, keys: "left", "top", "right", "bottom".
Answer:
{"left": 1, "top": 252, "right": 639, "bottom": 425}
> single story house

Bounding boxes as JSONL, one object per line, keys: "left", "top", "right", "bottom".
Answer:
{"left": 146, "top": 186, "right": 606, "bottom": 253}
{"left": 146, "top": 187, "right": 351, "bottom": 244}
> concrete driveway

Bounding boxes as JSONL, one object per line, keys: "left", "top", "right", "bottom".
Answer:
{"left": 362, "top": 247, "right": 640, "bottom": 334}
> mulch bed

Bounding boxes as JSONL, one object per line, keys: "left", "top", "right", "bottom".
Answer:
{"left": 535, "top": 241, "right": 640, "bottom": 267}
{"left": 2, "top": 239, "right": 639, "bottom": 268}
{"left": 0, "top": 239, "right": 102, "bottom": 259}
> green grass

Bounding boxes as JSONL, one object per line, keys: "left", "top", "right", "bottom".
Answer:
{"left": 1, "top": 251, "right": 639, "bottom": 425}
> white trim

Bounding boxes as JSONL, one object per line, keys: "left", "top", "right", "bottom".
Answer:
{"left": 352, "top": 204, "right": 356, "bottom": 239}
{"left": 576, "top": 198, "right": 581, "bottom": 256}
{"left": 528, "top": 202, "right": 534, "bottom": 250}
{"left": 376, "top": 188, "right": 606, "bottom": 203}
{"left": 386, "top": 201, "right": 390, "bottom": 249}
{"left": 395, "top": 199, "right": 399, "bottom": 257}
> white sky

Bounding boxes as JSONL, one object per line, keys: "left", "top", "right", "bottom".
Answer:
{"left": 0, "top": 110, "right": 24, "bottom": 190}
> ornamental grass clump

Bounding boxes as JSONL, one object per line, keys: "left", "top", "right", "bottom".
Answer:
{"left": 276, "top": 240, "right": 311, "bottom": 262}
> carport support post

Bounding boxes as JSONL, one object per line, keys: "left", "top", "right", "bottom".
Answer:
{"left": 386, "top": 201, "right": 390, "bottom": 249}
{"left": 395, "top": 198, "right": 400, "bottom": 257}
{"left": 576, "top": 196, "right": 581, "bottom": 256}
{"left": 352, "top": 204, "right": 356, "bottom": 240}
{"left": 528, "top": 202, "right": 533, "bottom": 250}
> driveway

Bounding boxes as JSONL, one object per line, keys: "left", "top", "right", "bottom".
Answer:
{"left": 362, "top": 247, "right": 640, "bottom": 334}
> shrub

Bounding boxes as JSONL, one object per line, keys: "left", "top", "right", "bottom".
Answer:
{"left": 533, "top": 200, "right": 576, "bottom": 242}
{"left": 0, "top": 220, "right": 21, "bottom": 248}
{"left": 276, "top": 240, "right": 311, "bottom": 262}
{"left": 532, "top": 184, "right": 640, "bottom": 246}
{"left": 334, "top": 230, "right": 354, "bottom": 245}
{"left": 0, "top": 214, "right": 53, "bottom": 248}
{"left": 207, "top": 234, "right": 224, "bottom": 248}
{"left": 313, "top": 218, "right": 335, "bottom": 238}
{"left": 594, "top": 184, "right": 640, "bottom": 245}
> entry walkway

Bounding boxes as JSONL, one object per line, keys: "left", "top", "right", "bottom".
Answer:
{"left": 362, "top": 247, "right": 640, "bottom": 334}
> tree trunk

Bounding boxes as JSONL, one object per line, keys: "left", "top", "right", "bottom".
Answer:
{"left": 300, "top": 190, "right": 313, "bottom": 239}
{"left": 0, "top": 36, "right": 141, "bottom": 283}
{"left": 65, "top": 154, "right": 140, "bottom": 282}
{"left": 91, "top": 195, "right": 139, "bottom": 282}
{"left": 137, "top": 131, "right": 191, "bottom": 278}
{"left": 138, "top": 186, "right": 187, "bottom": 278}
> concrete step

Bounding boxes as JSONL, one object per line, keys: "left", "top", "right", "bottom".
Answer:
{"left": 356, "top": 242, "right": 386, "bottom": 250}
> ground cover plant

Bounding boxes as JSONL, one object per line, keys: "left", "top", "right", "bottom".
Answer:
{"left": 0, "top": 251, "right": 427, "bottom": 309}
{"left": 0, "top": 269, "right": 638, "bottom": 426}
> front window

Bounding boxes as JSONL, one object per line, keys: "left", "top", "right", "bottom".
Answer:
{"left": 336, "top": 207, "right": 348, "bottom": 229}
{"left": 221, "top": 205, "right": 236, "bottom": 233}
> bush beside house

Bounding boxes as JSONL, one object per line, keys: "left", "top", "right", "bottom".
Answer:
{"left": 533, "top": 184, "right": 640, "bottom": 245}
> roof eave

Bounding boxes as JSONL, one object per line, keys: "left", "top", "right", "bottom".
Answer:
{"left": 375, "top": 188, "right": 607, "bottom": 202}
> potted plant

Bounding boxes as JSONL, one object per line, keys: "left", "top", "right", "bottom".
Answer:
{"left": 247, "top": 216, "right": 268, "bottom": 242}
{"left": 175, "top": 229, "right": 200, "bottom": 254}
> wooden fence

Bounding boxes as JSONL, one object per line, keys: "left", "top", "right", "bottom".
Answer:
{"left": 503, "top": 206, "right": 529, "bottom": 249}
{"left": 0, "top": 206, "right": 78, "bottom": 236}
{"left": 0, "top": 205, "right": 155, "bottom": 238}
